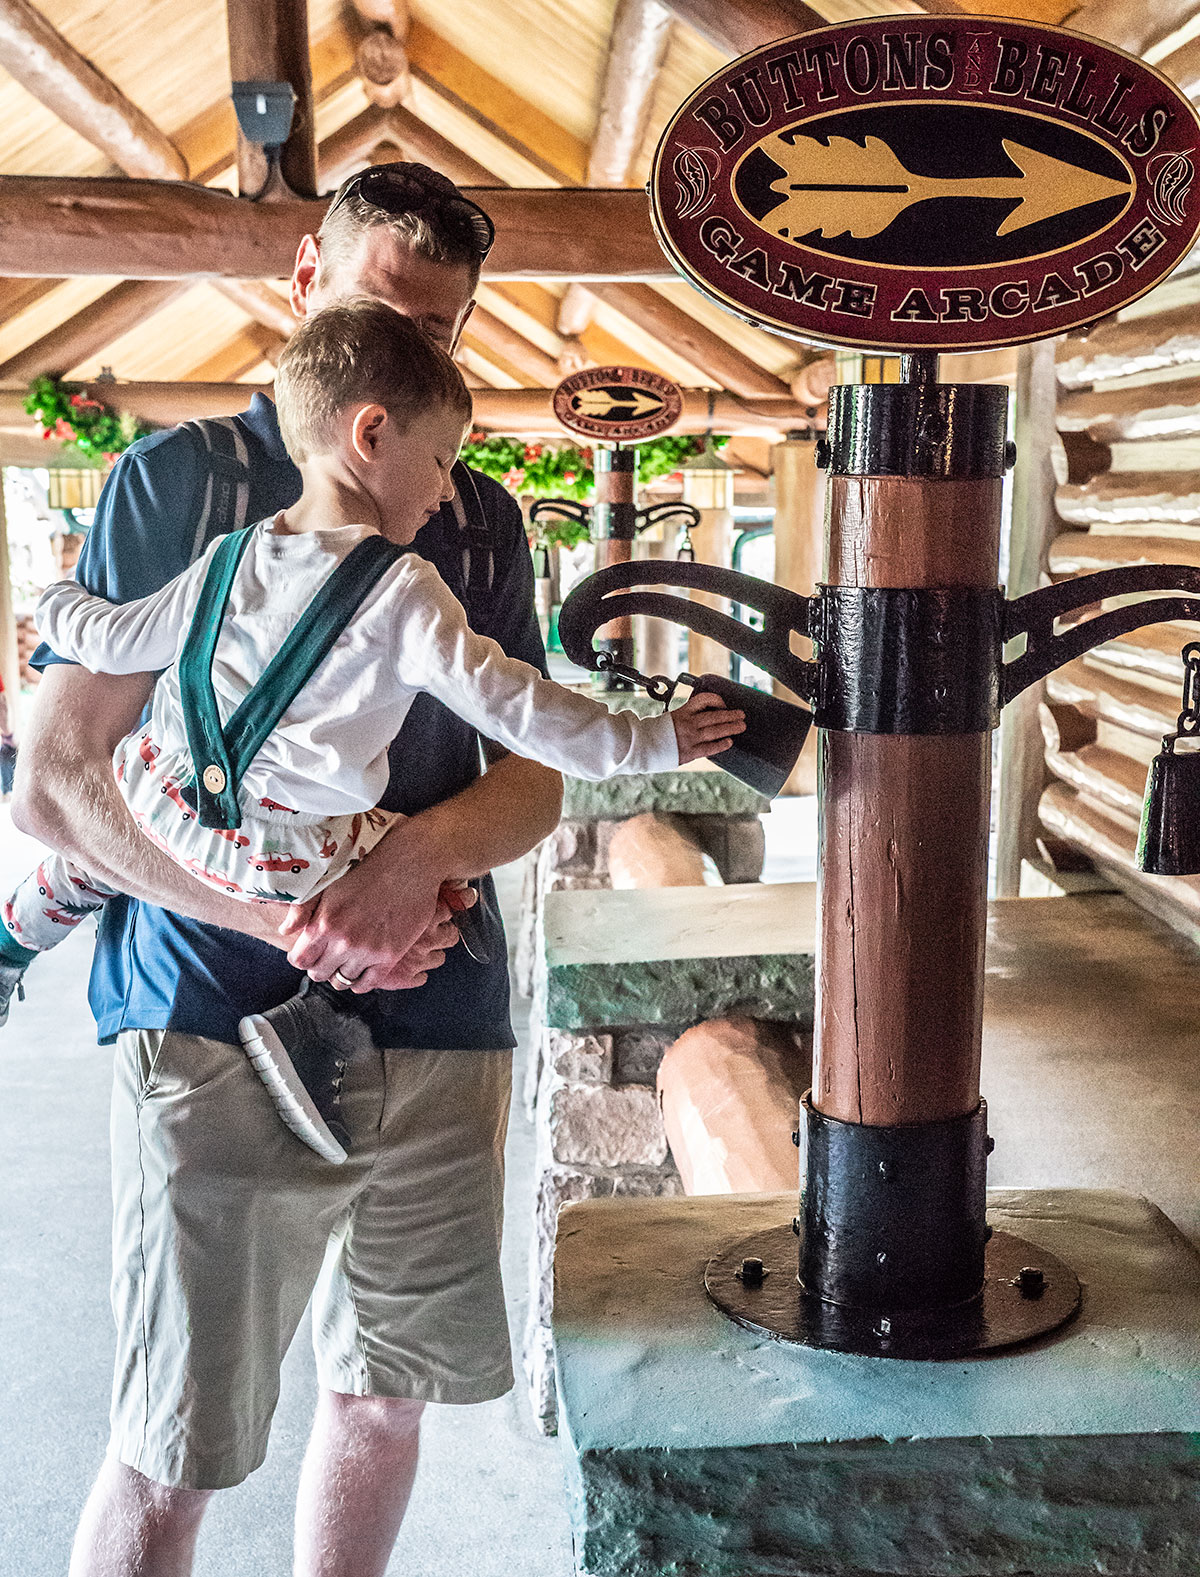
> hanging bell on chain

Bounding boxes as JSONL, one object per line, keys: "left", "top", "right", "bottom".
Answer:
{"left": 1137, "top": 641, "right": 1200, "bottom": 876}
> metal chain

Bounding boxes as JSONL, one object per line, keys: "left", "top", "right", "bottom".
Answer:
{"left": 594, "top": 650, "right": 678, "bottom": 706}
{"left": 1176, "top": 640, "right": 1200, "bottom": 737}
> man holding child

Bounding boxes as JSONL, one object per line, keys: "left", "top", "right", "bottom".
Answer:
{"left": 16, "top": 164, "right": 568, "bottom": 1577}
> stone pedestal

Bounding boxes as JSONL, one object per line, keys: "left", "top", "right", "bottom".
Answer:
{"left": 523, "top": 881, "right": 816, "bottom": 1432}
{"left": 554, "top": 1188, "right": 1200, "bottom": 1577}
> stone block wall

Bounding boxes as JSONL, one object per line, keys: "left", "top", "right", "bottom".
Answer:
{"left": 514, "top": 766, "right": 772, "bottom": 1432}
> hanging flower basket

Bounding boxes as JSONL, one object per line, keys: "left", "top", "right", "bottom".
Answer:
{"left": 24, "top": 375, "right": 151, "bottom": 468}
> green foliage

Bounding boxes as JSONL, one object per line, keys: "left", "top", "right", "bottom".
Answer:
{"left": 24, "top": 375, "right": 151, "bottom": 466}
{"left": 461, "top": 431, "right": 728, "bottom": 508}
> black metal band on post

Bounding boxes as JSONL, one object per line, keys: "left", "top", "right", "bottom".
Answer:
{"left": 800, "top": 1095, "right": 990, "bottom": 1314}
{"left": 816, "top": 586, "right": 1003, "bottom": 734}
{"left": 593, "top": 445, "right": 638, "bottom": 541}
{"left": 819, "top": 383, "right": 1012, "bottom": 478}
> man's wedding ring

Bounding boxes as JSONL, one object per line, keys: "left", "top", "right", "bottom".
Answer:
{"left": 331, "top": 969, "right": 357, "bottom": 990}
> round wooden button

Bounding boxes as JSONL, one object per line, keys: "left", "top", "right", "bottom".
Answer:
{"left": 202, "top": 764, "right": 227, "bottom": 793}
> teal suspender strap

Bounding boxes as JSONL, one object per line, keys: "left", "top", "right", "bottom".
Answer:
{"left": 177, "top": 527, "right": 255, "bottom": 828}
{"left": 178, "top": 532, "right": 403, "bottom": 829}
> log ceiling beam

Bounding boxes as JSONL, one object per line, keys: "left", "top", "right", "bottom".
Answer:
{"left": 588, "top": 283, "right": 792, "bottom": 402}
{"left": 226, "top": 0, "right": 318, "bottom": 199}
{"left": 590, "top": 0, "right": 673, "bottom": 188}
{"left": 316, "top": 104, "right": 394, "bottom": 188}
{"left": 0, "top": 280, "right": 189, "bottom": 386}
{"left": 0, "top": 0, "right": 188, "bottom": 179}
{"left": 0, "top": 382, "right": 808, "bottom": 437}
{"left": 557, "top": 0, "right": 672, "bottom": 342}
{"left": 0, "top": 179, "right": 671, "bottom": 281}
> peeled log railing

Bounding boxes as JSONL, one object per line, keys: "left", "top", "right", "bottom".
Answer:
{"left": 1041, "top": 258, "right": 1200, "bottom": 928}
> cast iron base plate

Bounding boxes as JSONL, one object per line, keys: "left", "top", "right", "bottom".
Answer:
{"left": 704, "top": 1224, "right": 1081, "bottom": 1360}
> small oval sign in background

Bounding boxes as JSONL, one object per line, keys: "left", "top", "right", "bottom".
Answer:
{"left": 553, "top": 365, "right": 684, "bottom": 443}
{"left": 650, "top": 16, "right": 1200, "bottom": 352}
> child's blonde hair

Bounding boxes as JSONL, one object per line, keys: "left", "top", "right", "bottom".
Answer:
{"left": 275, "top": 296, "right": 472, "bottom": 463}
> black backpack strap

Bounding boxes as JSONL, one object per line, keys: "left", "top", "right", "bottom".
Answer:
{"left": 180, "top": 418, "right": 253, "bottom": 563}
{"left": 451, "top": 462, "right": 493, "bottom": 627}
{"left": 178, "top": 533, "right": 403, "bottom": 829}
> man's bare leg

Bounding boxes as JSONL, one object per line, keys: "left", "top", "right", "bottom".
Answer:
{"left": 69, "top": 1458, "right": 213, "bottom": 1577}
{"left": 293, "top": 1391, "right": 425, "bottom": 1577}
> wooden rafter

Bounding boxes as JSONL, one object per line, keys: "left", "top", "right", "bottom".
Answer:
{"left": 1065, "top": 0, "right": 1199, "bottom": 54}
{"left": 226, "top": 0, "right": 317, "bottom": 199}
{"left": 184, "top": 323, "right": 287, "bottom": 382}
{"left": 210, "top": 278, "right": 296, "bottom": 340}
{"left": 0, "top": 179, "right": 670, "bottom": 281}
{"left": 590, "top": 284, "right": 793, "bottom": 402}
{"left": 0, "top": 277, "right": 63, "bottom": 326}
{"left": 0, "top": 0, "right": 187, "bottom": 179}
{"left": 0, "top": 280, "right": 188, "bottom": 385}
{"left": 661, "top": 0, "right": 822, "bottom": 56}
{"left": 385, "top": 104, "right": 501, "bottom": 188}
{"left": 461, "top": 307, "right": 562, "bottom": 387}
{"left": 407, "top": 17, "right": 585, "bottom": 185}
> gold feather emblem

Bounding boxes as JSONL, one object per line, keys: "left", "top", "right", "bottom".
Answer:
{"left": 763, "top": 134, "right": 1131, "bottom": 242}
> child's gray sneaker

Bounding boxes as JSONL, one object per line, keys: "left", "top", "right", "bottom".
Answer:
{"left": 238, "top": 982, "right": 358, "bottom": 1162}
{"left": 0, "top": 959, "right": 26, "bottom": 1028}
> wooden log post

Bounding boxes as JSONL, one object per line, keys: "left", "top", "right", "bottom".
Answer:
{"left": 771, "top": 434, "right": 826, "bottom": 794}
{"left": 592, "top": 447, "right": 637, "bottom": 685}
{"left": 815, "top": 381, "right": 1007, "bottom": 1129}
{"left": 798, "top": 367, "right": 1012, "bottom": 1338}
{"left": 226, "top": 0, "right": 318, "bottom": 200}
{"left": 682, "top": 456, "right": 736, "bottom": 682}
{"left": 657, "top": 1018, "right": 812, "bottom": 1196}
{"left": 0, "top": 475, "right": 20, "bottom": 736}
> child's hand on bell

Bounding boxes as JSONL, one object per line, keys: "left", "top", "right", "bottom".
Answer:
{"left": 671, "top": 691, "right": 746, "bottom": 765}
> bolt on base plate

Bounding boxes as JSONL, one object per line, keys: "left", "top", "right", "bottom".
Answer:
{"left": 704, "top": 1224, "right": 1082, "bottom": 1360}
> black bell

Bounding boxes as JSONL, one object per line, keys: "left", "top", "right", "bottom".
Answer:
{"left": 1137, "top": 641, "right": 1200, "bottom": 876}
{"left": 681, "top": 672, "right": 812, "bottom": 798}
{"left": 1138, "top": 742, "right": 1200, "bottom": 876}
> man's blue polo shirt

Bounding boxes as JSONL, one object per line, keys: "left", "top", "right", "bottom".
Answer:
{"left": 34, "top": 394, "right": 547, "bottom": 1050}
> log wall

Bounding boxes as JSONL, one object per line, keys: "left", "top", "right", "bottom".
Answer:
{"left": 1043, "top": 262, "right": 1200, "bottom": 936}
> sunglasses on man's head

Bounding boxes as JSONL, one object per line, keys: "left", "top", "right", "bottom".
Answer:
{"left": 325, "top": 166, "right": 496, "bottom": 260}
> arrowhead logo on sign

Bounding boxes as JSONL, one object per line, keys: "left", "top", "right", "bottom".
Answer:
{"left": 553, "top": 366, "right": 684, "bottom": 443}
{"left": 650, "top": 16, "right": 1200, "bottom": 351}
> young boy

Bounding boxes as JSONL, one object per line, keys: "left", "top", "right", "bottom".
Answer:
{"left": 7, "top": 299, "right": 744, "bottom": 1162}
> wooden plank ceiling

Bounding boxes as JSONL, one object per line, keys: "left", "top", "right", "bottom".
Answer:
{"left": 0, "top": 0, "right": 1184, "bottom": 441}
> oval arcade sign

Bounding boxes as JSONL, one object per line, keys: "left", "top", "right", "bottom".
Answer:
{"left": 553, "top": 366, "right": 684, "bottom": 443}
{"left": 649, "top": 16, "right": 1200, "bottom": 352}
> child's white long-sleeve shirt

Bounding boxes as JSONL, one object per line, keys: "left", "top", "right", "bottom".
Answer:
{"left": 38, "top": 516, "right": 680, "bottom": 818}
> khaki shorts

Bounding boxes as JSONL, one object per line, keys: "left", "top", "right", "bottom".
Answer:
{"left": 109, "top": 1027, "right": 514, "bottom": 1490}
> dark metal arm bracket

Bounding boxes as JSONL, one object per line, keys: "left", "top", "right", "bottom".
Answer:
{"left": 557, "top": 560, "right": 1200, "bottom": 732}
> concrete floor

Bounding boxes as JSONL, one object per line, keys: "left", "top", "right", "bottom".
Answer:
{"left": 0, "top": 811, "right": 576, "bottom": 1577}
{"left": 2, "top": 794, "right": 1196, "bottom": 1573}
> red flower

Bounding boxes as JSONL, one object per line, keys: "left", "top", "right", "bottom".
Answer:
{"left": 69, "top": 393, "right": 84, "bottom": 407}
{"left": 523, "top": 443, "right": 542, "bottom": 461}
{"left": 53, "top": 417, "right": 74, "bottom": 439}
{"left": 501, "top": 467, "right": 527, "bottom": 490}
{"left": 40, "top": 426, "right": 52, "bottom": 440}
{"left": 562, "top": 470, "right": 576, "bottom": 484}
{"left": 468, "top": 430, "right": 486, "bottom": 444}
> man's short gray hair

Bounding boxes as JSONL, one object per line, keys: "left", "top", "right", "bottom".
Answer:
{"left": 317, "top": 163, "right": 486, "bottom": 289}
